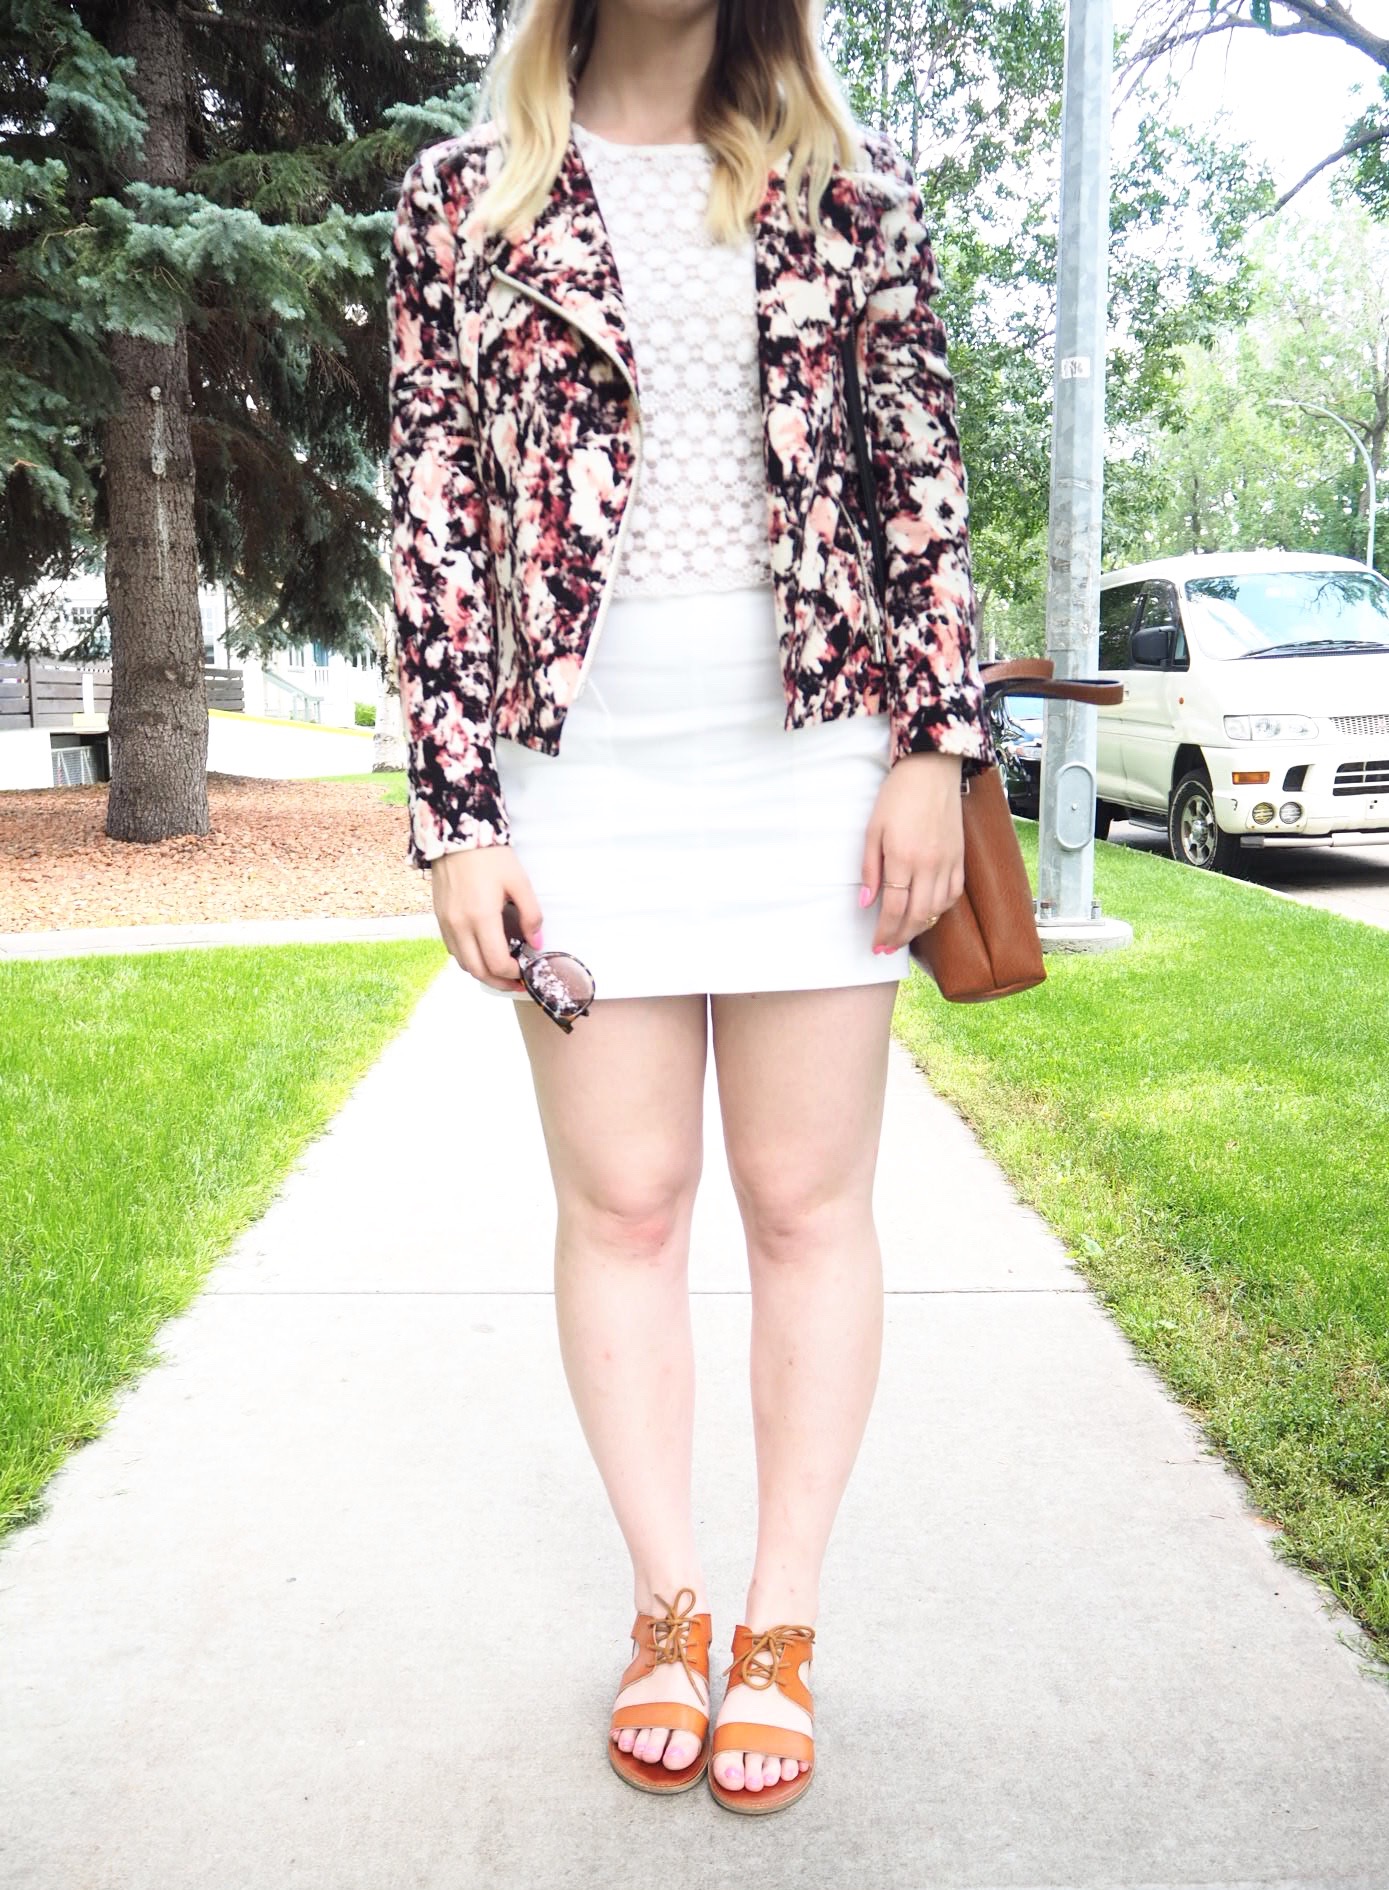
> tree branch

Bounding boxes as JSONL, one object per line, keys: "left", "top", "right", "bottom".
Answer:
{"left": 1271, "top": 124, "right": 1389, "bottom": 211}
{"left": 177, "top": 7, "right": 329, "bottom": 44}
{"left": 1118, "top": 0, "right": 1389, "bottom": 116}
{"left": 1274, "top": 0, "right": 1389, "bottom": 67}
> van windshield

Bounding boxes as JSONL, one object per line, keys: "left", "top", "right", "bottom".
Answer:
{"left": 1181, "top": 569, "right": 1389, "bottom": 660}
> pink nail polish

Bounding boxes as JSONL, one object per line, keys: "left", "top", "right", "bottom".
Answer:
{"left": 530, "top": 929, "right": 543, "bottom": 948}
{"left": 858, "top": 885, "right": 872, "bottom": 908}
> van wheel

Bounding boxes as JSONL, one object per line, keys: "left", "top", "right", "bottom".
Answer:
{"left": 1169, "top": 772, "right": 1242, "bottom": 874}
{"left": 1094, "top": 800, "right": 1115, "bottom": 841}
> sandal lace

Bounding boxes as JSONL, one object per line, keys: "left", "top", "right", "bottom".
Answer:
{"left": 644, "top": 1586, "right": 710, "bottom": 1708}
{"left": 723, "top": 1622, "right": 815, "bottom": 1691}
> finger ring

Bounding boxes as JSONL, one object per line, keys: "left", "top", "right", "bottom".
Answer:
{"left": 921, "top": 914, "right": 939, "bottom": 929}
{"left": 884, "top": 880, "right": 911, "bottom": 890}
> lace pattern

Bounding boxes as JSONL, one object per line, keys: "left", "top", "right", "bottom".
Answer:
{"left": 572, "top": 121, "right": 773, "bottom": 598}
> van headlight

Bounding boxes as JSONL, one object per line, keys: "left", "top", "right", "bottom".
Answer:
{"left": 1223, "top": 714, "right": 1319, "bottom": 741}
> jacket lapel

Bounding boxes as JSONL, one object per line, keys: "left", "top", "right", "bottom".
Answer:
{"left": 479, "top": 125, "right": 869, "bottom": 418}
{"left": 481, "top": 132, "right": 644, "bottom": 400}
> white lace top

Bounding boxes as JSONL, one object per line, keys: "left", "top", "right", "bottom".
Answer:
{"left": 572, "top": 120, "right": 772, "bottom": 598}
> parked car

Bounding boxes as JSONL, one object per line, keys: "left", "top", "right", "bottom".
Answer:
{"left": 993, "top": 553, "right": 1389, "bottom": 868}
{"left": 989, "top": 691, "right": 1044, "bottom": 821}
{"left": 1090, "top": 551, "right": 1389, "bottom": 871}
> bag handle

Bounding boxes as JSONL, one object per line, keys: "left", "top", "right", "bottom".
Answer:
{"left": 839, "top": 328, "right": 889, "bottom": 603}
{"left": 983, "top": 657, "right": 1124, "bottom": 708}
{"left": 839, "top": 332, "right": 1125, "bottom": 715}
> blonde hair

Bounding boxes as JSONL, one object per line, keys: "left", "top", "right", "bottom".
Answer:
{"left": 470, "top": 0, "right": 863, "bottom": 245}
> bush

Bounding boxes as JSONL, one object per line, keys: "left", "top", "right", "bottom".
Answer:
{"left": 354, "top": 701, "right": 376, "bottom": 727}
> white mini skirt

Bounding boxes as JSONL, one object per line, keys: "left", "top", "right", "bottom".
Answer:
{"left": 489, "top": 580, "right": 910, "bottom": 1001}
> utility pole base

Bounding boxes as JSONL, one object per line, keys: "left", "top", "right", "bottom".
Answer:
{"left": 1035, "top": 915, "right": 1134, "bottom": 954}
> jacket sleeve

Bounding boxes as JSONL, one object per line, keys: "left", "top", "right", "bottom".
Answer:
{"left": 387, "top": 146, "right": 511, "bottom": 867}
{"left": 861, "top": 137, "right": 995, "bottom": 779}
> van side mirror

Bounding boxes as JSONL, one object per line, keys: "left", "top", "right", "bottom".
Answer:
{"left": 1130, "top": 623, "right": 1172, "bottom": 668}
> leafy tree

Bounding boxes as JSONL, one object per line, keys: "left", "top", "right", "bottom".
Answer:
{"left": 0, "top": 0, "right": 478, "bottom": 842}
{"left": 1121, "top": 0, "right": 1389, "bottom": 217}
{"left": 824, "top": 0, "right": 1273, "bottom": 653}
{"left": 1113, "top": 204, "right": 1388, "bottom": 567}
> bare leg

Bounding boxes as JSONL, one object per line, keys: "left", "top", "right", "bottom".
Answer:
{"left": 514, "top": 991, "right": 711, "bottom": 1770}
{"left": 706, "top": 980, "right": 897, "bottom": 1793}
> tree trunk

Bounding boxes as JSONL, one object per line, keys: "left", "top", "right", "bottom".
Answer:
{"left": 1365, "top": 378, "right": 1387, "bottom": 566}
{"left": 976, "top": 579, "right": 995, "bottom": 659}
{"left": 372, "top": 612, "right": 406, "bottom": 772}
{"left": 103, "top": 0, "right": 209, "bottom": 844}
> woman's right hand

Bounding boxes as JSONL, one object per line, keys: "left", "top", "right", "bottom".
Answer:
{"left": 430, "top": 846, "right": 544, "bottom": 994}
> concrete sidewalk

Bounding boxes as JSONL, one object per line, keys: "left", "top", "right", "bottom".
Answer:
{"left": 2, "top": 962, "right": 1388, "bottom": 1889}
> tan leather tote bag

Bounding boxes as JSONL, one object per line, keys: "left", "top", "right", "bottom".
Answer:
{"left": 839, "top": 335, "right": 1124, "bottom": 1001}
{"left": 911, "top": 660, "right": 1124, "bottom": 1001}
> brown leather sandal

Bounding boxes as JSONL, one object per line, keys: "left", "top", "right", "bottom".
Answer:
{"left": 709, "top": 1622, "right": 816, "bottom": 1814}
{"left": 607, "top": 1586, "right": 712, "bottom": 1794}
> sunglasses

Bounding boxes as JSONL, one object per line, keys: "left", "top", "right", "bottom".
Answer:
{"left": 501, "top": 898, "right": 596, "bottom": 1032}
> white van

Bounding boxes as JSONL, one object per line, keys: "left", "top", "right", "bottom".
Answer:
{"left": 1093, "top": 550, "right": 1389, "bottom": 871}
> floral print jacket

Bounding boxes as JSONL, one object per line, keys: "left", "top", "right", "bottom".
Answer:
{"left": 386, "top": 115, "right": 995, "bottom": 867}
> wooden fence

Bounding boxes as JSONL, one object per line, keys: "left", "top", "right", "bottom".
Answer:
{"left": 0, "top": 658, "right": 243, "bottom": 729}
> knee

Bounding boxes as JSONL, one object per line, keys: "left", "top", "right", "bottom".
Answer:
{"left": 559, "top": 1170, "right": 698, "bottom": 1268}
{"left": 729, "top": 1161, "right": 868, "bottom": 1264}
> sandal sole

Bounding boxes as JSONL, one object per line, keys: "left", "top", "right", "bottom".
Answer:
{"left": 608, "top": 1737, "right": 711, "bottom": 1794}
{"left": 708, "top": 1762, "right": 814, "bottom": 1815}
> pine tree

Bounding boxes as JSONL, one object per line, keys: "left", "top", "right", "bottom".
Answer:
{"left": 0, "top": 0, "right": 482, "bottom": 842}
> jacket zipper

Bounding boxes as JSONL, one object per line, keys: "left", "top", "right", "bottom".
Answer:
{"left": 837, "top": 490, "right": 886, "bottom": 663}
{"left": 488, "top": 265, "right": 644, "bottom": 708}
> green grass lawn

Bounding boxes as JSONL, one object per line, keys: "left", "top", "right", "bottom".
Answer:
{"left": 893, "top": 822, "right": 1389, "bottom": 1659}
{"left": 0, "top": 939, "right": 445, "bottom": 1535}
{"left": 314, "top": 768, "right": 406, "bottom": 804}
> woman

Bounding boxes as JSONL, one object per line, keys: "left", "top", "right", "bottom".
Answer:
{"left": 386, "top": 0, "right": 993, "bottom": 1814}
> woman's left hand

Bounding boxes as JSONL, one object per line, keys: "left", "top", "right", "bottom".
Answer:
{"left": 860, "top": 751, "right": 966, "bottom": 953}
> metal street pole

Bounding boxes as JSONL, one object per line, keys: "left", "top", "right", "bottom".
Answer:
{"left": 1035, "top": 0, "right": 1130, "bottom": 952}
{"left": 1269, "top": 398, "right": 1377, "bottom": 570}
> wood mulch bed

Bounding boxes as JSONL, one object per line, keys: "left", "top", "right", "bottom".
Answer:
{"left": 0, "top": 774, "right": 432, "bottom": 932}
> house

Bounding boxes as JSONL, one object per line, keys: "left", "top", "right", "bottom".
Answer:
{"left": 1, "top": 577, "right": 384, "bottom": 789}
